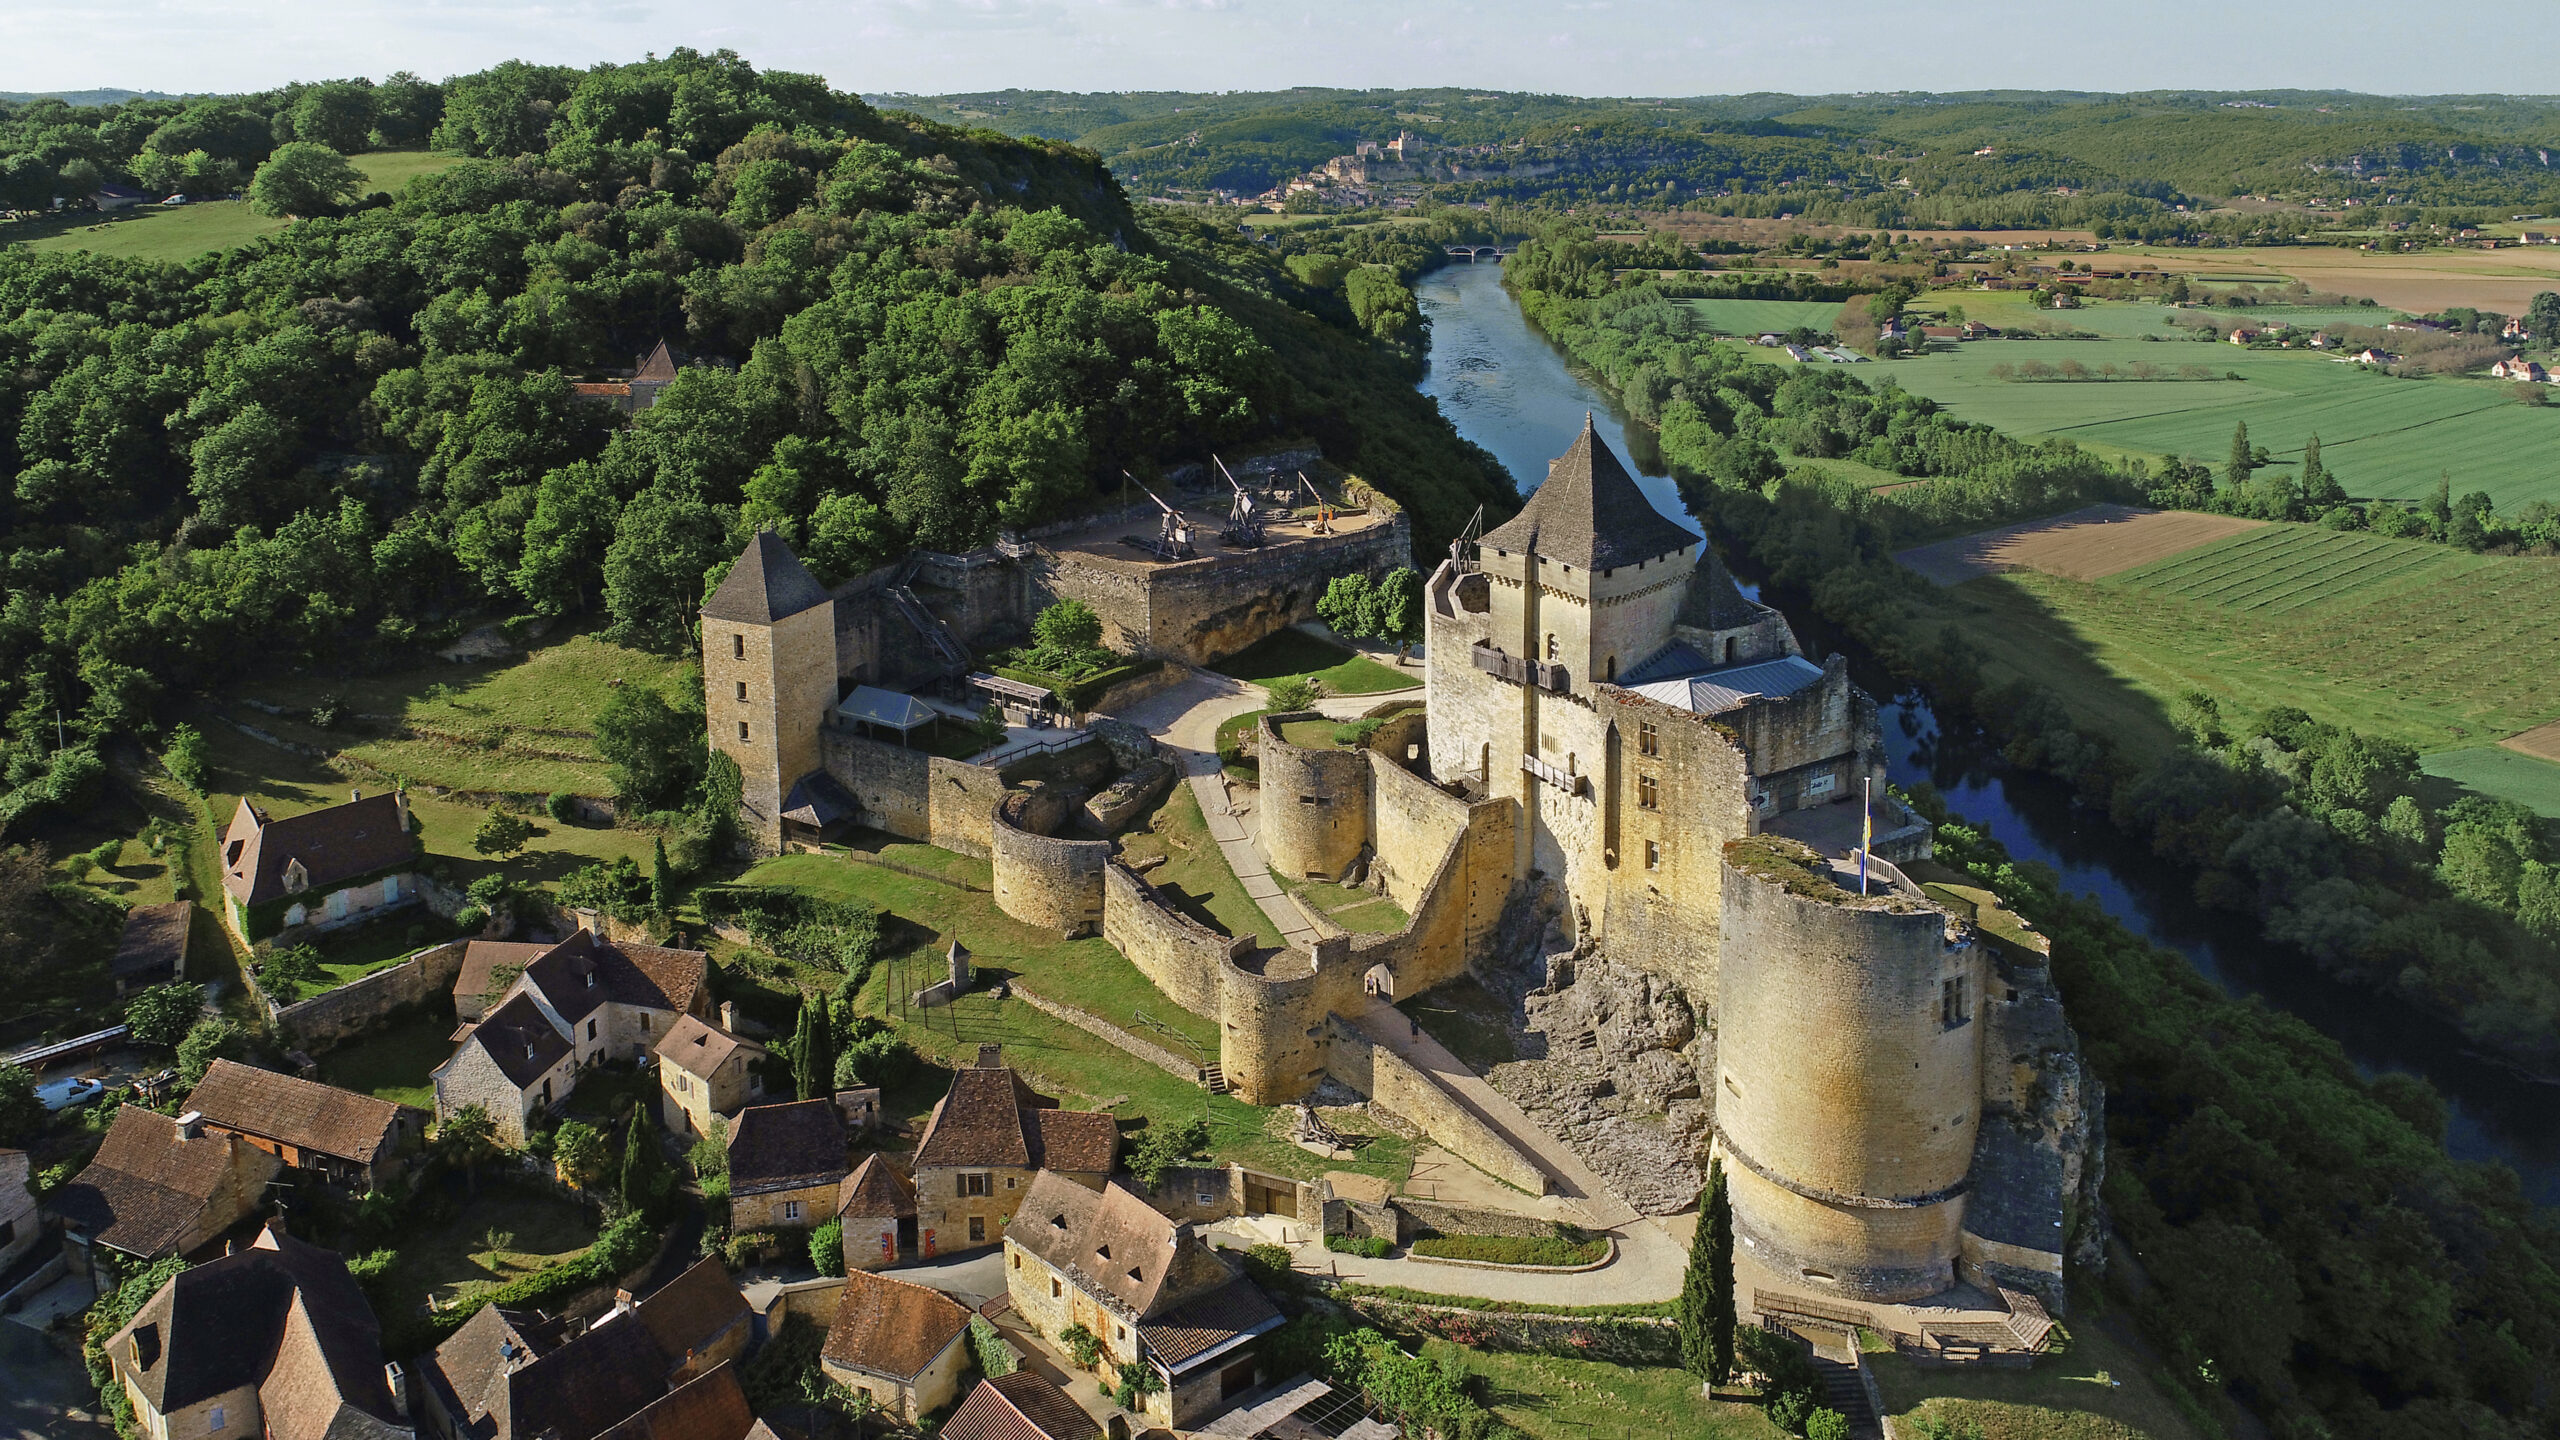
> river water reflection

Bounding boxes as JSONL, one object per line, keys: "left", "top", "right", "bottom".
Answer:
{"left": 1415, "top": 257, "right": 2560, "bottom": 1202}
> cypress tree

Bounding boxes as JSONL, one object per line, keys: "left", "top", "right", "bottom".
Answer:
{"left": 650, "top": 837, "right": 672, "bottom": 915}
{"left": 795, "top": 996, "right": 833, "bottom": 1101}
{"left": 620, "top": 1105, "right": 663, "bottom": 1218}
{"left": 2225, "top": 420, "right": 2254, "bottom": 494}
{"left": 1679, "top": 1157, "right": 1737, "bottom": 1384}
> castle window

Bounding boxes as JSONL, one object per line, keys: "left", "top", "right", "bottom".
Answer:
{"left": 739, "top": 722, "right": 750, "bottom": 741}
{"left": 736, "top": 681, "right": 748, "bottom": 701}
{"left": 1724, "top": 637, "right": 1738, "bottom": 663}
{"left": 1645, "top": 839, "right": 1662, "bottom": 870}
{"left": 1052, "top": 1278, "right": 1062, "bottom": 1298}
{"left": 1603, "top": 655, "right": 1616, "bottom": 681}
{"left": 2006, "top": 988, "right": 2019, "bottom": 1004}
{"left": 1545, "top": 633, "right": 1557, "bottom": 660}
{"left": 733, "top": 633, "right": 745, "bottom": 660}
{"left": 1941, "top": 976, "right": 1971, "bottom": 1028}
{"left": 961, "top": 1173, "right": 991, "bottom": 1197}
{"left": 1637, "top": 775, "right": 1659, "bottom": 810}
{"left": 1638, "top": 722, "right": 1659, "bottom": 757}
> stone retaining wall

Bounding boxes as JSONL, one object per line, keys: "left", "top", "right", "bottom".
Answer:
{"left": 1009, "top": 983, "right": 1202, "bottom": 1082}
{"left": 1325, "top": 1019, "right": 1545, "bottom": 1195}
{"left": 272, "top": 940, "right": 468, "bottom": 1051}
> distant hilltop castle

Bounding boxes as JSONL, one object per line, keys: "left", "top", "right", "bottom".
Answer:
{"left": 704, "top": 424, "right": 2090, "bottom": 1310}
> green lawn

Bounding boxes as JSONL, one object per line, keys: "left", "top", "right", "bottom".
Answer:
{"left": 7, "top": 152, "right": 461, "bottom": 263}
{"left": 1420, "top": 1341, "right": 1787, "bottom": 1440}
{"left": 1213, "top": 629, "right": 1417, "bottom": 696}
{"left": 315, "top": 1005, "right": 458, "bottom": 1108}
{"left": 377, "top": 1191, "right": 597, "bottom": 1315}
{"left": 1678, "top": 298, "right": 1849, "bottom": 336}
{"left": 1279, "top": 875, "right": 1407, "bottom": 935}
{"left": 1115, "top": 782, "right": 1282, "bottom": 949}
{"left": 1867, "top": 1298, "right": 2208, "bottom": 1440}
{"left": 1913, "top": 524, "right": 2560, "bottom": 789}
{"left": 2420, "top": 745, "right": 2560, "bottom": 817}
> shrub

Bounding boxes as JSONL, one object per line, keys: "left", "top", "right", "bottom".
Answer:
{"left": 809, "top": 1220, "right": 845, "bottom": 1276}
{"left": 970, "top": 1315, "right": 1017, "bottom": 1378}
{"left": 1332, "top": 717, "right": 1386, "bottom": 747}
{"left": 1113, "top": 1358, "right": 1164, "bottom": 1411}
{"left": 1242, "top": 1243, "right": 1295, "bottom": 1290}
{"left": 1805, "top": 1410, "right": 1850, "bottom": 1440}
{"left": 162, "top": 725, "right": 211, "bottom": 793}
{"left": 690, "top": 1116, "right": 730, "bottom": 1177}
{"left": 546, "top": 791, "right": 577, "bottom": 823}
{"left": 1061, "top": 1321, "right": 1103, "bottom": 1369}
{"left": 177, "top": 1017, "right": 252, "bottom": 1085}
{"left": 1406, "top": 1232, "right": 1606, "bottom": 1267}
{"left": 1325, "top": 1234, "right": 1391, "bottom": 1259}
{"left": 125, "top": 980, "right": 203, "bottom": 1049}
{"left": 451, "top": 904, "right": 489, "bottom": 934}
{"left": 473, "top": 808, "right": 532, "bottom": 858}
{"left": 1126, "top": 1116, "right": 1208, "bottom": 1189}
{"left": 258, "top": 943, "right": 325, "bottom": 1004}
{"left": 0, "top": 1065, "right": 42, "bottom": 1146}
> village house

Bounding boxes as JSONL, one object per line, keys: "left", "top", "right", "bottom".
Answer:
{"left": 1919, "top": 324, "right": 1962, "bottom": 345}
{"left": 726, "top": 1098, "right": 848, "bottom": 1231}
{"left": 104, "top": 1223, "right": 411, "bottom": 1440}
{"left": 0, "top": 1147, "right": 39, "bottom": 1277}
{"left": 910, "top": 1045, "right": 1117, "bottom": 1257}
{"left": 450, "top": 942, "right": 553, "bottom": 1024}
{"left": 2351, "top": 348, "right": 2401, "bottom": 366}
{"left": 2491, "top": 357, "right": 2552, "bottom": 383}
{"left": 1960, "top": 319, "right": 1999, "bottom": 339}
{"left": 419, "top": 1263, "right": 753, "bottom": 1440}
{"left": 655, "top": 1012, "right": 767, "bottom": 1140}
{"left": 49, "top": 1106, "right": 281, "bottom": 1284}
{"left": 111, "top": 901, "right": 191, "bottom": 996}
{"left": 220, "top": 791, "right": 421, "bottom": 943}
{"left": 570, "top": 340, "right": 686, "bottom": 416}
{"left": 183, "top": 1059, "right": 425, "bottom": 1192}
{"left": 836, "top": 1153, "right": 919, "bottom": 1271}
{"left": 1004, "top": 1173, "right": 1283, "bottom": 1429}
{"left": 942, "top": 1373, "right": 1101, "bottom": 1440}
{"left": 2228, "top": 327, "right": 2261, "bottom": 344}
{"left": 434, "top": 929, "right": 712, "bottom": 1145}
{"left": 816, "top": 1268, "right": 975, "bottom": 1424}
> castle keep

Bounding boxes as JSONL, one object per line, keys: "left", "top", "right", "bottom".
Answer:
{"left": 709, "top": 423, "right": 2087, "bottom": 1309}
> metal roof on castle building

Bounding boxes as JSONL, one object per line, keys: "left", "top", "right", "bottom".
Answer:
{"left": 1625, "top": 654, "right": 1826, "bottom": 716}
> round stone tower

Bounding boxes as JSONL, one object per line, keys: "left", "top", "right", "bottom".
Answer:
{"left": 989, "top": 789, "right": 1109, "bottom": 937}
{"left": 1715, "top": 836, "right": 1982, "bottom": 1301}
{"left": 1255, "top": 713, "right": 1374, "bottom": 881}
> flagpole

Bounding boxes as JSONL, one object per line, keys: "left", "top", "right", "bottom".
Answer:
{"left": 1860, "top": 776, "right": 1872, "bottom": 896}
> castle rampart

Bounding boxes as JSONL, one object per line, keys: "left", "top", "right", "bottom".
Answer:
{"left": 1256, "top": 714, "right": 1376, "bottom": 881}
{"left": 1029, "top": 511, "right": 1412, "bottom": 665}
{"left": 989, "top": 790, "right": 1110, "bottom": 937}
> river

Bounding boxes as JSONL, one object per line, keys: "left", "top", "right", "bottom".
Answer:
{"left": 1414, "top": 256, "right": 2560, "bottom": 1203}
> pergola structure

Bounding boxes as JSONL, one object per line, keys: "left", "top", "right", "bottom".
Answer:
{"left": 837, "top": 684, "right": 940, "bottom": 746}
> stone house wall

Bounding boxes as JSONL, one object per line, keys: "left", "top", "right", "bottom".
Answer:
{"left": 433, "top": 1036, "right": 575, "bottom": 1146}
{"left": 660, "top": 1047, "right": 765, "bottom": 1139}
{"left": 735, "top": 1178, "right": 839, "bottom": 1232}
{"left": 819, "top": 1332, "right": 970, "bottom": 1426}
{"left": 124, "top": 1377, "right": 261, "bottom": 1440}
{"left": 911, "top": 1164, "right": 1044, "bottom": 1256}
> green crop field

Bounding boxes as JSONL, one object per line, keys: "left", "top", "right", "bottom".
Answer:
{"left": 1677, "top": 298, "right": 1848, "bottom": 336}
{"left": 1915, "top": 523, "right": 2560, "bottom": 809}
{"left": 8, "top": 151, "right": 461, "bottom": 262}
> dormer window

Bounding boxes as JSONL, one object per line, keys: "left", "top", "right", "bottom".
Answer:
{"left": 1127, "top": 1267, "right": 1142, "bottom": 1282}
{"left": 584, "top": 971, "right": 595, "bottom": 988}
{"left": 1096, "top": 1243, "right": 1111, "bottom": 1260}
{"left": 1050, "top": 1213, "right": 1067, "bottom": 1229}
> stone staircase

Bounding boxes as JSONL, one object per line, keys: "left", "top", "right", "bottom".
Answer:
{"left": 1202, "top": 1062, "right": 1230, "bottom": 1095}
{"left": 1810, "top": 1353, "right": 1882, "bottom": 1440}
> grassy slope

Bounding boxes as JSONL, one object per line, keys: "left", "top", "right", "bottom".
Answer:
{"left": 1918, "top": 525, "right": 2560, "bottom": 799}
{"left": 1213, "top": 629, "right": 1417, "bottom": 695}
{"left": 1867, "top": 1300, "right": 2208, "bottom": 1440}
{"left": 1421, "top": 1341, "right": 1787, "bottom": 1440}
{"left": 10, "top": 151, "right": 461, "bottom": 262}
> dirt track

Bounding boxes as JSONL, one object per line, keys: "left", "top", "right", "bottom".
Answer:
{"left": 1894, "top": 504, "right": 2264, "bottom": 586}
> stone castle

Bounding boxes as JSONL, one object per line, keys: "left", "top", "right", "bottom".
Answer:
{"left": 706, "top": 423, "right": 2090, "bottom": 1309}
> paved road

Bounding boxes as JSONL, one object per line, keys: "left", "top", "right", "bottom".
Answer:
{"left": 0, "top": 1322, "right": 111, "bottom": 1440}
{"left": 1105, "top": 670, "right": 1322, "bottom": 948}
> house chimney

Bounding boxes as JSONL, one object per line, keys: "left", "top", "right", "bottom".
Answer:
{"left": 395, "top": 787, "right": 410, "bottom": 832}
{"left": 351, "top": 789, "right": 363, "bottom": 803}
{"left": 175, "top": 1110, "right": 203, "bottom": 1139}
{"left": 720, "top": 1001, "right": 740, "bottom": 1034}
{"left": 384, "top": 1361, "right": 410, "bottom": 1419}
{"left": 976, "top": 1043, "right": 1003, "bottom": 1070}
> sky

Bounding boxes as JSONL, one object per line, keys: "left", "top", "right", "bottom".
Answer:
{"left": 3, "top": 0, "right": 2559, "bottom": 101}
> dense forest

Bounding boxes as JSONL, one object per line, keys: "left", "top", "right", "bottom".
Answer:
{"left": 1503, "top": 235, "right": 2560, "bottom": 1440}
{"left": 0, "top": 51, "right": 1513, "bottom": 832}
{"left": 885, "top": 85, "right": 2560, "bottom": 229}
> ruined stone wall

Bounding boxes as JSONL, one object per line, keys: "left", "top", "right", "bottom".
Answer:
{"left": 1215, "top": 945, "right": 1354, "bottom": 1105}
{"left": 1100, "top": 860, "right": 1240, "bottom": 1019}
{"left": 1593, "top": 687, "right": 1756, "bottom": 1003}
{"left": 1347, "top": 772, "right": 1510, "bottom": 999}
{"left": 1324, "top": 1018, "right": 1545, "bottom": 1194}
{"left": 1362, "top": 707, "right": 1431, "bottom": 774}
{"left": 1716, "top": 844, "right": 1983, "bottom": 1302}
{"left": 272, "top": 941, "right": 467, "bottom": 1051}
{"left": 1256, "top": 715, "right": 1375, "bottom": 881}
{"left": 818, "top": 726, "right": 1015, "bottom": 860}
{"left": 990, "top": 793, "right": 1109, "bottom": 937}
{"left": 1033, "top": 515, "right": 1411, "bottom": 666}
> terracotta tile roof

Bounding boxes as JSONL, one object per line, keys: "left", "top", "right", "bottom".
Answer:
{"left": 594, "top": 1362, "right": 753, "bottom": 1440}
{"left": 655, "top": 1014, "right": 760, "bottom": 1080}
{"left": 111, "top": 901, "right": 191, "bottom": 982}
{"left": 109, "top": 1225, "right": 404, "bottom": 1440}
{"left": 184, "top": 1059, "right": 409, "bottom": 1168}
{"left": 1137, "top": 1275, "right": 1285, "bottom": 1372}
{"left": 1477, "top": 415, "right": 1700, "bottom": 573}
{"left": 631, "top": 1256, "right": 751, "bottom": 1369}
{"left": 702, "top": 533, "right": 830, "bottom": 625}
{"left": 633, "top": 340, "right": 680, "bottom": 384}
{"left": 836, "top": 1154, "right": 917, "bottom": 1219}
{"left": 1009, "top": 1174, "right": 1205, "bottom": 1322}
{"left": 437, "top": 1301, "right": 672, "bottom": 1440}
{"left": 50, "top": 1107, "right": 275, "bottom": 1259}
{"left": 1028, "top": 1110, "right": 1118, "bottom": 1175}
{"left": 820, "top": 1269, "right": 971, "bottom": 1383}
{"left": 726, "top": 1100, "right": 847, "bottom": 1195}
{"left": 220, "top": 793, "right": 417, "bottom": 906}
{"left": 454, "top": 942, "right": 553, "bottom": 1008}
{"left": 943, "top": 1373, "right": 1101, "bottom": 1440}
{"left": 522, "top": 931, "right": 707, "bottom": 1025}
{"left": 446, "top": 992, "right": 574, "bottom": 1089}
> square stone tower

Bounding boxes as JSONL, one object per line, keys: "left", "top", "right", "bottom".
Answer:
{"left": 702, "top": 533, "right": 838, "bottom": 853}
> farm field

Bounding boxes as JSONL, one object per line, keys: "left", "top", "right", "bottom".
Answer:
{"left": 1895, "top": 504, "right": 2263, "bottom": 585}
{"left": 1676, "top": 297, "right": 1847, "bottom": 335}
{"left": 9, "top": 151, "right": 461, "bottom": 261}
{"left": 2422, "top": 746, "right": 2560, "bottom": 818}
{"left": 2103, "top": 242, "right": 2560, "bottom": 314}
{"left": 1908, "top": 523, "right": 2560, "bottom": 801}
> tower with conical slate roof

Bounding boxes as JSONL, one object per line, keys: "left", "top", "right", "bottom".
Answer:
{"left": 702, "top": 532, "right": 838, "bottom": 852}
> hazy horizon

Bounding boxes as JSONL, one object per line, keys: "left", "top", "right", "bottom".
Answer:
{"left": 4, "top": 0, "right": 2558, "bottom": 104}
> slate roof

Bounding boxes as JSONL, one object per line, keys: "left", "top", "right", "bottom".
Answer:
{"left": 446, "top": 992, "right": 574, "bottom": 1089}
{"left": 820, "top": 1268, "right": 971, "bottom": 1383}
{"left": 1618, "top": 642, "right": 1712, "bottom": 687}
{"left": 1010, "top": 1174, "right": 1240, "bottom": 1324}
{"left": 109, "top": 1224, "right": 405, "bottom": 1440}
{"left": 1477, "top": 416, "right": 1701, "bottom": 572}
{"left": 943, "top": 1373, "right": 1102, "bottom": 1440}
{"left": 655, "top": 1014, "right": 761, "bottom": 1081}
{"left": 594, "top": 1364, "right": 753, "bottom": 1440}
{"left": 220, "top": 793, "right": 417, "bottom": 906}
{"left": 726, "top": 1099, "right": 847, "bottom": 1195}
{"left": 454, "top": 941, "right": 553, "bottom": 1008}
{"left": 1677, "top": 552, "right": 1766, "bottom": 632}
{"left": 111, "top": 901, "right": 191, "bottom": 983}
{"left": 702, "top": 533, "right": 831, "bottom": 625}
{"left": 1137, "top": 1275, "right": 1287, "bottom": 1372}
{"left": 780, "top": 772, "right": 857, "bottom": 827}
{"left": 50, "top": 1107, "right": 273, "bottom": 1260}
{"left": 630, "top": 1256, "right": 752, "bottom": 1371}
{"left": 1624, "top": 655, "right": 1827, "bottom": 717}
{"left": 914, "top": 1060, "right": 1102, "bottom": 1172}
{"left": 183, "top": 1059, "right": 408, "bottom": 1168}
{"left": 521, "top": 930, "right": 708, "bottom": 1026}
{"left": 836, "top": 1154, "right": 917, "bottom": 1219}
{"left": 633, "top": 340, "right": 680, "bottom": 384}
{"left": 436, "top": 1300, "right": 673, "bottom": 1440}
